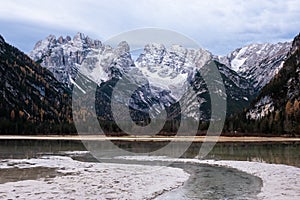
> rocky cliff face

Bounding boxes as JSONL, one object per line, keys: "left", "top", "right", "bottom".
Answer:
{"left": 136, "top": 43, "right": 255, "bottom": 115}
{"left": 247, "top": 34, "right": 300, "bottom": 120}
{"left": 227, "top": 33, "right": 300, "bottom": 135}
{"left": 217, "top": 42, "right": 291, "bottom": 90}
{"left": 135, "top": 43, "right": 212, "bottom": 100}
{"left": 30, "top": 33, "right": 291, "bottom": 121}
{"left": 30, "top": 33, "right": 120, "bottom": 87}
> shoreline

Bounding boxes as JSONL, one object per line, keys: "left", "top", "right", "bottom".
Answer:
{"left": 118, "top": 156, "right": 300, "bottom": 200}
{"left": 0, "top": 135, "right": 300, "bottom": 142}
{"left": 1, "top": 150, "right": 299, "bottom": 199}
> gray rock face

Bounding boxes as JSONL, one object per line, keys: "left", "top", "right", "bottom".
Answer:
{"left": 30, "top": 33, "right": 104, "bottom": 86}
{"left": 30, "top": 33, "right": 291, "bottom": 120}
{"left": 30, "top": 33, "right": 136, "bottom": 87}
{"left": 246, "top": 34, "right": 300, "bottom": 121}
{"left": 217, "top": 42, "right": 292, "bottom": 90}
{"left": 136, "top": 43, "right": 212, "bottom": 101}
{"left": 136, "top": 43, "right": 254, "bottom": 115}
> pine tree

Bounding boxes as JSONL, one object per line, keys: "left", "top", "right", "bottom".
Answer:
{"left": 285, "top": 100, "right": 293, "bottom": 118}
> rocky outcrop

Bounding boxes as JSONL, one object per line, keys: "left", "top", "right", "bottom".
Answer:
{"left": 217, "top": 42, "right": 291, "bottom": 90}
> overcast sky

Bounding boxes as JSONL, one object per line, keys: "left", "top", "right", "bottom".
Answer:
{"left": 0, "top": 0, "right": 299, "bottom": 55}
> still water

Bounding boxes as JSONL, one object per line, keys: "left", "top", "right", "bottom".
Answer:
{"left": 0, "top": 139, "right": 299, "bottom": 199}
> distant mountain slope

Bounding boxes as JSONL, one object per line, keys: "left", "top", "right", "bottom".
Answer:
{"left": 29, "top": 33, "right": 104, "bottom": 87}
{"left": 217, "top": 42, "right": 291, "bottom": 91}
{"left": 30, "top": 34, "right": 255, "bottom": 118}
{"left": 135, "top": 43, "right": 255, "bottom": 116}
{"left": 0, "top": 35, "right": 74, "bottom": 134}
{"left": 225, "top": 33, "right": 300, "bottom": 135}
{"left": 1, "top": 31, "right": 298, "bottom": 135}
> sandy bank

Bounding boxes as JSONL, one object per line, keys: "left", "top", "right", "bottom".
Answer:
{"left": 0, "top": 155, "right": 189, "bottom": 200}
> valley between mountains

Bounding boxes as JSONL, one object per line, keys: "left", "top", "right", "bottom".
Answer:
{"left": 1, "top": 32, "right": 299, "bottom": 136}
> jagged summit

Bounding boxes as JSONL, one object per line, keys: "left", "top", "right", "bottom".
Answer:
{"left": 29, "top": 32, "right": 294, "bottom": 119}
{"left": 217, "top": 41, "right": 292, "bottom": 90}
{"left": 135, "top": 43, "right": 213, "bottom": 100}
{"left": 247, "top": 34, "right": 300, "bottom": 120}
{"left": 137, "top": 43, "right": 212, "bottom": 69}
{"left": 231, "top": 33, "right": 300, "bottom": 134}
{"left": 29, "top": 33, "right": 132, "bottom": 86}
{"left": 31, "top": 32, "right": 102, "bottom": 59}
{"left": 30, "top": 33, "right": 291, "bottom": 92}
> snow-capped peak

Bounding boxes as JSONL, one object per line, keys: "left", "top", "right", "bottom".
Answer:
{"left": 28, "top": 33, "right": 294, "bottom": 121}
{"left": 29, "top": 33, "right": 122, "bottom": 86}
{"left": 135, "top": 43, "right": 212, "bottom": 100}
{"left": 217, "top": 41, "right": 292, "bottom": 90}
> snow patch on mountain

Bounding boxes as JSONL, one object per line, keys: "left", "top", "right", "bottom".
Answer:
{"left": 218, "top": 42, "right": 292, "bottom": 90}
{"left": 136, "top": 63, "right": 188, "bottom": 99}
{"left": 246, "top": 96, "right": 274, "bottom": 120}
{"left": 231, "top": 57, "right": 247, "bottom": 71}
{"left": 135, "top": 43, "right": 212, "bottom": 100}
{"left": 29, "top": 33, "right": 293, "bottom": 120}
{"left": 29, "top": 33, "right": 116, "bottom": 86}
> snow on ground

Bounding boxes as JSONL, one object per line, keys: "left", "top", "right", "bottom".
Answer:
{"left": 118, "top": 156, "right": 300, "bottom": 200}
{"left": 0, "top": 155, "right": 189, "bottom": 200}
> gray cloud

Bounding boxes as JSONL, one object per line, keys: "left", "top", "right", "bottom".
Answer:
{"left": 0, "top": 0, "right": 299, "bottom": 54}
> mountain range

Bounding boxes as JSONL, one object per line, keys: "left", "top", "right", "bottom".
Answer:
{"left": 1, "top": 32, "right": 299, "bottom": 135}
